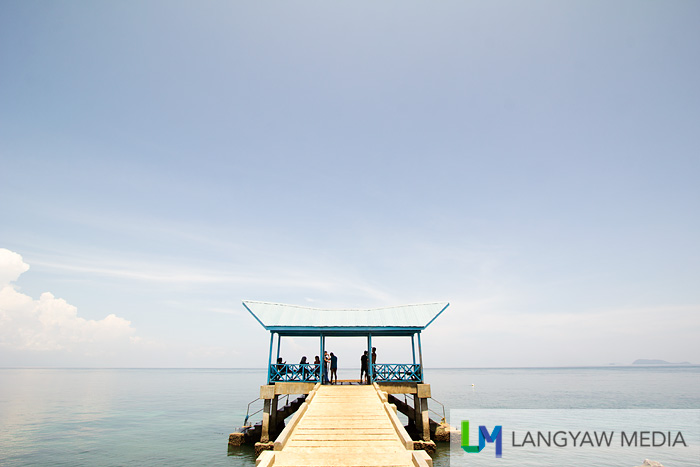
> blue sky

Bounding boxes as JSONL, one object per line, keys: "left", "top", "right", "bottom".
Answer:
{"left": 1, "top": 1, "right": 698, "bottom": 368}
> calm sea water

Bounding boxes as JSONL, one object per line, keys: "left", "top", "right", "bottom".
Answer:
{"left": 0, "top": 366, "right": 698, "bottom": 466}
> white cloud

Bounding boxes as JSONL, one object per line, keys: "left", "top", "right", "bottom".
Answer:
{"left": 0, "top": 248, "right": 135, "bottom": 352}
{"left": 0, "top": 248, "right": 30, "bottom": 286}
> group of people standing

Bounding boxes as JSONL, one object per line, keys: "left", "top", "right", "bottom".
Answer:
{"left": 293, "top": 353, "right": 338, "bottom": 384}
{"left": 286, "top": 347, "right": 377, "bottom": 384}
{"left": 322, "top": 351, "right": 338, "bottom": 384}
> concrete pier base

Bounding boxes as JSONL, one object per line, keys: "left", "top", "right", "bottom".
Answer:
{"left": 434, "top": 423, "right": 451, "bottom": 442}
{"left": 254, "top": 441, "right": 274, "bottom": 456}
{"left": 413, "top": 440, "right": 437, "bottom": 454}
{"left": 228, "top": 432, "right": 245, "bottom": 446}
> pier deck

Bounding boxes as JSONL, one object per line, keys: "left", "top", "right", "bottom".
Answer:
{"left": 257, "top": 384, "right": 431, "bottom": 467}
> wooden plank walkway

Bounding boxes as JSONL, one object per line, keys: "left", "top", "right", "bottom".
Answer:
{"left": 257, "top": 384, "right": 431, "bottom": 467}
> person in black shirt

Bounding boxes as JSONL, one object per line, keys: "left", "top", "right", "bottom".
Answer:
{"left": 313, "top": 355, "right": 321, "bottom": 381}
{"left": 360, "top": 351, "right": 369, "bottom": 384}
{"left": 330, "top": 352, "right": 338, "bottom": 384}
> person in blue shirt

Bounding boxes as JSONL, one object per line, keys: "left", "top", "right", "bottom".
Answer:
{"left": 330, "top": 352, "right": 338, "bottom": 384}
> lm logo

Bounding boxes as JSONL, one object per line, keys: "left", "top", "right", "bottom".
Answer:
{"left": 461, "top": 420, "right": 503, "bottom": 458}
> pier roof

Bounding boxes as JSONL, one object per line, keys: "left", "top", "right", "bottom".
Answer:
{"left": 243, "top": 300, "right": 449, "bottom": 336}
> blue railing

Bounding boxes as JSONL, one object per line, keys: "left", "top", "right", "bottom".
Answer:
{"left": 269, "top": 363, "right": 320, "bottom": 383}
{"left": 372, "top": 363, "right": 422, "bottom": 382}
{"left": 268, "top": 362, "right": 422, "bottom": 383}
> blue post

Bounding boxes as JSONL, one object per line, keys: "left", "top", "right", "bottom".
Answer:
{"left": 417, "top": 331, "right": 423, "bottom": 382}
{"left": 366, "top": 335, "right": 371, "bottom": 384}
{"left": 320, "top": 333, "right": 324, "bottom": 384}
{"left": 411, "top": 333, "right": 416, "bottom": 365}
{"left": 368, "top": 333, "right": 373, "bottom": 383}
{"left": 276, "top": 333, "right": 281, "bottom": 361}
{"left": 267, "top": 332, "right": 274, "bottom": 384}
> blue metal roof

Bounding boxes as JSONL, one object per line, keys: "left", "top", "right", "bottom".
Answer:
{"left": 243, "top": 300, "right": 449, "bottom": 334}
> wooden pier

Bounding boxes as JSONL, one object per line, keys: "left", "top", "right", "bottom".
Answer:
{"left": 256, "top": 383, "right": 432, "bottom": 467}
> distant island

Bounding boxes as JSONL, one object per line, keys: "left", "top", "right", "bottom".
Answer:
{"left": 633, "top": 359, "right": 691, "bottom": 365}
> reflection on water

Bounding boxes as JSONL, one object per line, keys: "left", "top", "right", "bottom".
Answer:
{"left": 227, "top": 443, "right": 257, "bottom": 462}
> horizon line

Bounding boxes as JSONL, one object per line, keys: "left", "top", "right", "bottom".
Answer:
{"left": 1, "top": 364, "right": 697, "bottom": 370}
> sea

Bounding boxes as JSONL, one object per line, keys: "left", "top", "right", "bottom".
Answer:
{"left": 0, "top": 366, "right": 698, "bottom": 467}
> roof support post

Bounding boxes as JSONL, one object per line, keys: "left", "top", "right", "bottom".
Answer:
{"left": 366, "top": 335, "right": 371, "bottom": 384}
{"left": 368, "top": 333, "right": 373, "bottom": 382}
{"left": 417, "top": 331, "right": 424, "bottom": 383}
{"left": 320, "top": 333, "right": 325, "bottom": 384}
{"left": 411, "top": 333, "right": 416, "bottom": 365}
{"left": 276, "top": 333, "right": 281, "bottom": 361}
{"left": 266, "top": 332, "right": 274, "bottom": 384}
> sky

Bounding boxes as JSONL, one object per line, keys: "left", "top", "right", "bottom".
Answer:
{"left": 1, "top": 1, "right": 699, "bottom": 368}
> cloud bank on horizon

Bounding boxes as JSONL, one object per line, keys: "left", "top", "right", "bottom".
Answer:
{"left": 1, "top": 247, "right": 698, "bottom": 368}
{"left": 0, "top": 248, "right": 134, "bottom": 353}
